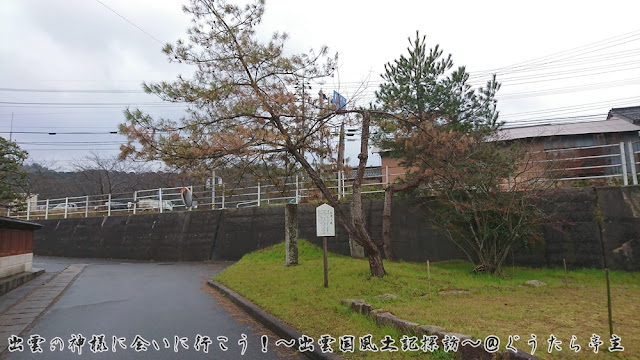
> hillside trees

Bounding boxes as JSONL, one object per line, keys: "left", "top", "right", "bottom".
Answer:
{"left": 118, "top": 0, "right": 387, "bottom": 276}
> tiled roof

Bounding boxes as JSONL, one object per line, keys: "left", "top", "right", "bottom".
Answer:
{"left": 496, "top": 118, "right": 640, "bottom": 141}
{"left": 349, "top": 167, "right": 382, "bottom": 178}
{"left": 608, "top": 106, "right": 640, "bottom": 122}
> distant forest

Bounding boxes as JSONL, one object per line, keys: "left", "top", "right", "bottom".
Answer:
{"left": 24, "top": 162, "right": 197, "bottom": 200}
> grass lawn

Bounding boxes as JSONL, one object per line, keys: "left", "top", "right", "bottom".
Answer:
{"left": 214, "top": 240, "right": 640, "bottom": 359}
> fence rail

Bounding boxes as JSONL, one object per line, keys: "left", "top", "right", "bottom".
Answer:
{"left": 9, "top": 141, "right": 640, "bottom": 220}
{"left": 9, "top": 170, "right": 393, "bottom": 220}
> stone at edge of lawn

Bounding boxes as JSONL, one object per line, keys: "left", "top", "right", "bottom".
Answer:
{"left": 341, "top": 299, "right": 373, "bottom": 316}
{"left": 375, "top": 293, "right": 398, "bottom": 300}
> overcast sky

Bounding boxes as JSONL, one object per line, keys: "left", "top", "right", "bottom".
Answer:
{"left": 1, "top": 0, "right": 639, "bottom": 170}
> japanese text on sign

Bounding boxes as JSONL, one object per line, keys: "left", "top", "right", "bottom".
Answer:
{"left": 316, "top": 204, "right": 335, "bottom": 237}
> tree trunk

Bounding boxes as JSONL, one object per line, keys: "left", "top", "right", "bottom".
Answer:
{"left": 349, "top": 111, "right": 386, "bottom": 277}
{"left": 367, "top": 250, "right": 386, "bottom": 278}
{"left": 283, "top": 111, "right": 386, "bottom": 277}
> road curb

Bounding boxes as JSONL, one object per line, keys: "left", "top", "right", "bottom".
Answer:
{"left": 207, "top": 280, "right": 343, "bottom": 360}
{"left": 0, "top": 269, "right": 45, "bottom": 297}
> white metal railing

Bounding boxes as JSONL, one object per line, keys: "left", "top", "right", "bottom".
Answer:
{"left": 8, "top": 141, "right": 640, "bottom": 220}
{"left": 518, "top": 142, "right": 632, "bottom": 186}
{"left": 9, "top": 169, "right": 394, "bottom": 220}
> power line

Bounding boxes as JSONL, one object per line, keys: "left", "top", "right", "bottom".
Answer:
{"left": 0, "top": 88, "right": 144, "bottom": 94}
{"left": 17, "top": 141, "right": 126, "bottom": 145}
{"left": 24, "top": 148, "right": 122, "bottom": 151}
{"left": 0, "top": 101, "right": 179, "bottom": 106}
{"left": 472, "top": 28, "right": 640, "bottom": 75}
{"left": 0, "top": 131, "right": 120, "bottom": 135}
{"left": 94, "top": 0, "right": 164, "bottom": 45}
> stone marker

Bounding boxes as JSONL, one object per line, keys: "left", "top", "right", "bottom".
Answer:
{"left": 285, "top": 203, "right": 298, "bottom": 266}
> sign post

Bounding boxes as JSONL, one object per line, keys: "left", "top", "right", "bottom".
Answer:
{"left": 316, "top": 204, "right": 335, "bottom": 288}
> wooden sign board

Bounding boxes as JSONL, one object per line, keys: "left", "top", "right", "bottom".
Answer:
{"left": 316, "top": 203, "right": 335, "bottom": 237}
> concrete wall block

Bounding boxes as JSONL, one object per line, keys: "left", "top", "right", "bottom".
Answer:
{"left": 30, "top": 186, "right": 640, "bottom": 270}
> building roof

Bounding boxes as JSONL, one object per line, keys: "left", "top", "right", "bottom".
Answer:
{"left": 0, "top": 216, "right": 43, "bottom": 230}
{"left": 608, "top": 106, "right": 640, "bottom": 123}
{"left": 349, "top": 167, "right": 382, "bottom": 179}
{"left": 496, "top": 118, "right": 640, "bottom": 141}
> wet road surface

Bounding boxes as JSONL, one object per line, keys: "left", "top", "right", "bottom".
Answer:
{"left": 1, "top": 257, "right": 304, "bottom": 359}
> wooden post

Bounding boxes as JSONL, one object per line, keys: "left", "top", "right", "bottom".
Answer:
{"left": 323, "top": 237, "right": 328, "bottom": 288}
{"left": 563, "top": 259, "right": 568, "bottom": 286}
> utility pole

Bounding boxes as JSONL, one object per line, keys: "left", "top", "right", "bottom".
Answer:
{"left": 337, "top": 121, "right": 345, "bottom": 199}
{"left": 295, "top": 75, "right": 309, "bottom": 158}
{"left": 337, "top": 121, "right": 345, "bottom": 172}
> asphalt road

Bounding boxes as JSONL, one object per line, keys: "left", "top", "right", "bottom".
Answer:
{"left": 2, "top": 257, "right": 304, "bottom": 360}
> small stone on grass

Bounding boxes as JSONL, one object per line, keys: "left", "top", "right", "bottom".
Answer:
{"left": 524, "top": 280, "right": 547, "bottom": 287}
{"left": 375, "top": 293, "right": 398, "bottom": 300}
{"left": 438, "top": 290, "right": 470, "bottom": 295}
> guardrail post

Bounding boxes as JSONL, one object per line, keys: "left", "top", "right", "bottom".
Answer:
{"left": 158, "top": 188, "right": 163, "bottom": 214}
{"left": 221, "top": 184, "right": 225, "bottom": 209}
{"left": 212, "top": 171, "right": 216, "bottom": 209}
{"left": 620, "top": 142, "right": 628, "bottom": 186}
{"left": 107, "top": 193, "right": 112, "bottom": 217}
{"left": 628, "top": 142, "right": 637, "bottom": 185}
{"left": 133, "top": 191, "right": 137, "bottom": 214}
{"left": 85, "top": 196, "right": 89, "bottom": 217}
{"left": 343, "top": 170, "right": 347, "bottom": 197}
{"left": 26, "top": 201, "right": 31, "bottom": 220}
{"left": 385, "top": 166, "right": 389, "bottom": 187}
{"left": 45, "top": 199, "right": 49, "bottom": 220}
{"left": 64, "top": 197, "right": 69, "bottom": 219}
{"left": 7, "top": 209, "right": 10, "bottom": 217}
{"left": 295, "top": 175, "right": 299, "bottom": 204}
{"left": 337, "top": 172, "right": 341, "bottom": 200}
{"left": 257, "top": 182, "right": 261, "bottom": 206}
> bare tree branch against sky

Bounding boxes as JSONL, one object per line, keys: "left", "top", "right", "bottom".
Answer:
{"left": 1, "top": 0, "right": 639, "bottom": 168}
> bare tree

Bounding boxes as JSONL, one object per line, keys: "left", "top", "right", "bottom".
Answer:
{"left": 72, "top": 152, "right": 149, "bottom": 195}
